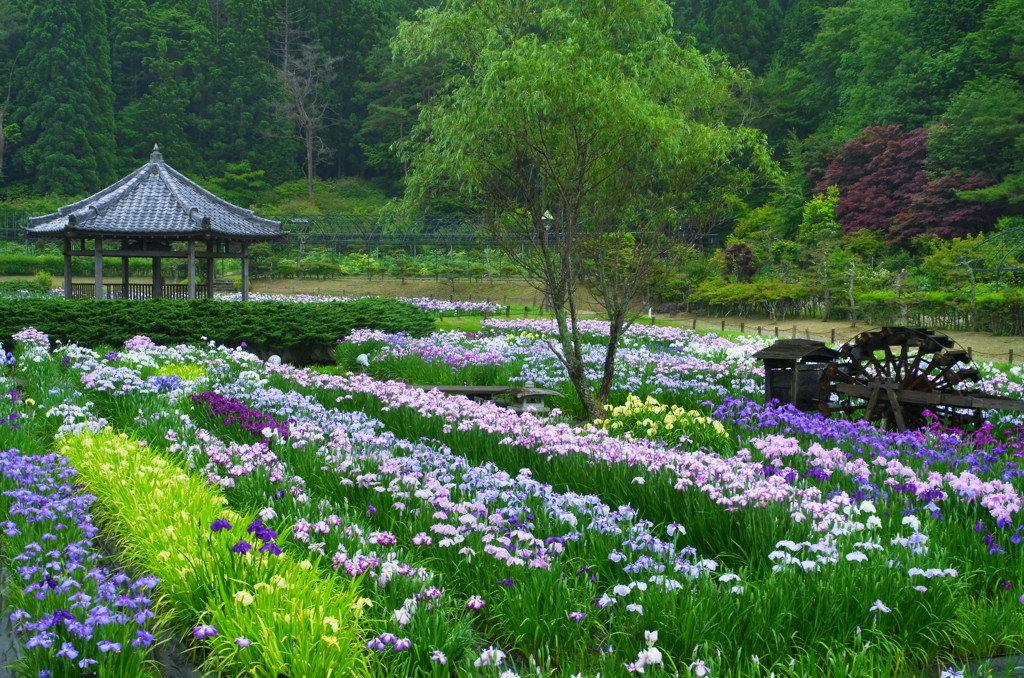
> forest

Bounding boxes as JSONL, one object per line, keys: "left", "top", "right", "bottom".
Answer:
{"left": 1, "top": 0, "right": 1023, "bottom": 325}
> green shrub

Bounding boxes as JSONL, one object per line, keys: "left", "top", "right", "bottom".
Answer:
{"left": 32, "top": 270, "right": 53, "bottom": 290}
{"left": 0, "top": 296, "right": 434, "bottom": 364}
{"left": 0, "top": 279, "right": 51, "bottom": 296}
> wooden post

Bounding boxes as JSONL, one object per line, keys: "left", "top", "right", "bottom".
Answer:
{"left": 968, "top": 346, "right": 973, "bottom": 360}
{"left": 1009, "top": 349, "right": 1014, "bottom": 364}
{"left": 206, "top": 249, "right": 215, "bottom": 299}
{"left": 805, "top": 329, "right": 810, "bottom": 339}
{"left": 187, "top": 241, "right": 197, "bottom": 300}
{"left": 774, "top": 327, "right": 779, "bottom": 338}
{"left": 94, "top": 240, "right": 104, "bottom": 299}
{"left": 120, "top": 258, "right": 129, "bottom": 298}
{"left": 524, "top": 306, "right": 529, "bottom": 319}
{"left": 121, "top": 238, "right": 129, "bottom": 298}
{"left": 241, "top": 243, "right": 250, "bottom": 302}
{"left": 692, "top": 318, "right": 697, "bottom": 330}
{"left": 63, "top": 235, "right": 72, "bottom": 299}
{"left": 721, "top": 321, "right": 725, "bottom": 331}
{"left": 506, "top": 305, "right": 511, "bottom": 317}
{"left": 153, "top": 257, "right": 163, "bottom": 299}
{"left": 831, "top": 329, "right": 836, "bottom": 344}
{"left": 757, "top": 326, "right": 762, "bottom": 336}
{"left": 792, "top": 325, "right": 797, "bottom": 339}
{"left": 740, "top": 322, "right": 744, "bottom": 333}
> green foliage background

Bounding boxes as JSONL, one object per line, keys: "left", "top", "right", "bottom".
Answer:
{"left": 2, "top": 0, "right": 1024, "bottom": 330}
{"left": 0, "top": 0, "right": 1020, "bottom": 216}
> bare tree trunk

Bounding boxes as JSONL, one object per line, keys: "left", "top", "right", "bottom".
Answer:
{"left": 847, "top": 261, "right": 857, "bottom": 327}
{"left": 0, "top": 106, "right": 6, "bottom": 179}
{"left": 305, "top": 127, "right": 315, "bottom": 197}
{"left": 820, "top": 261, "right": 831, "bottom": 321}
{"left": 969, "top": 267, "right": 977, "bottom": 332}
{"left": 597, "top": 309, "right": 626, "bottom": 403}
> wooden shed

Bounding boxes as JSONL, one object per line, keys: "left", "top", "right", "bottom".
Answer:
{"left": 752, "top": 339, "right": 839, "bottom": 410}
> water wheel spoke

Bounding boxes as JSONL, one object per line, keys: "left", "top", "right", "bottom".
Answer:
{"left": 878, "top": 343, "right": 899, "bottom": 381}
{"left": 904, "top": 356, "right": 946, "bottom": 391}
{"left": 929, "top": 358, "right": 975, "bottom": 389}
{"left": 864, "top": 350, "right": 891, "bottom": 381}
{"left": 900, "top": 356, "right": 931, "bottom": 389}
{"left": 893, "top": 342, "right": 911, "bottom": 382}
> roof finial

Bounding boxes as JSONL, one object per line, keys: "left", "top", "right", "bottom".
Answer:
{"left": 150, "top": 144, "right": 164, "bottom": 163}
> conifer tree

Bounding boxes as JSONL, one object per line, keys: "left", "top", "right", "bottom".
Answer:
{"left": 198, "top": 0, "right": 293, "bottom": 182}
{"left": 13, "top": 0, "right": 116, "bottom": 193}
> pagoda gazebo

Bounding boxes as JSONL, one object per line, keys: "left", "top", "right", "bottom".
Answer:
{"left": 24, "top": 145, "right": 284, "bottom": 301}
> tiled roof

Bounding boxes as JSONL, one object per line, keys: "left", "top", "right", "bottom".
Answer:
{"left": 25, "top": 146, "right": 283, "bottom": 239}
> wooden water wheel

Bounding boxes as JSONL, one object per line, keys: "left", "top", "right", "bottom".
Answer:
{"left": 754, "top": 328, "right": 1024, "bottom": 431}
{"left": 819, "top": 326, "right": 1024, "bottom": 431}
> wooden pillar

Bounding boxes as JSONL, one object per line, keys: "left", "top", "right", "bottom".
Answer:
{"left": 241, "top": 242, "right": 250, "bottom": 302}
{"left": 94, "top": 239, "right": 104, "bottom": 299}
{"left": 153, "top": 257, "right": 163, "bottom": 299}
{"left": 205, "top": 243, "right": 215, "bottom": 299}
{"left": 63, "top": 235, "right": 73, "bottom": 300}
{"left": 187, "top": 241, "right": 196, "bottom": 300}
{"left": 121, "top": 238, "right": 130, "bottom": 299}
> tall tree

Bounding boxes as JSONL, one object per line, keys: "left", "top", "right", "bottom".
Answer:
{"left": 109, "top": 0, "right": 211, "bottom": 170}
{"left": 797, "top": 185, "right": 842, "bottom": 319}
{"left": 356, "top": 44, "right": 443, "bottom": 189}
{"left": 819, "top": 125, "right": 999, "bottom": 244}
{"left": 908, "top": 0, "right": 994, "bottom": 53}
{"left": 272, "top": 37, "right": 339, "bottom": 197}
{"left": 703, "top": 0, "right": 782, "bottom": 74}
{"left": 816, "top": 126, "right": 924, "bottom": 239}
{"left": 198, "top": 0, "right": 293, "bottom": 182}
{"left": 302, "top": 0, "right": 419, "bottom": 178}
{"left": 0, "top": 0, "right": 27, "bottom": 182}
{"left": 394, "top": 0, "right": 777, "bottom": 419}
{"left": 12, "top": 0, "right": 116, "bottom": 193}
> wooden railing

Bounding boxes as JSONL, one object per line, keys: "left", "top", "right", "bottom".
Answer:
{"left": 67, "top": 283, "right": 193, "bottom": 299}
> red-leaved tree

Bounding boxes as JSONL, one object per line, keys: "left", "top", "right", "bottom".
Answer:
{"left": 815, "top": 125, "right": 999, "bottom": 245}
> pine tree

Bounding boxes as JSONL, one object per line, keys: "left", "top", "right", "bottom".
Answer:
{"left": 108, "top": 0, "right": 210, "bottom": 170}
{"left": 13, "top": 0, "right": 116, "bottom": 193}
{"left": 0, "top": 0, "right": 28, "bottom": 182}
{"left": 196, "top": 0, "right": 293, "bottom": 182}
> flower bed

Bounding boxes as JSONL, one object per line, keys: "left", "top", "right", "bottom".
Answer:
{"left": 5, "top": 326, "right": 1023, "bottom": 677}
{"left": 0, "top": 445, "right": 160, "bottom": 677}
{"left": 218, "top": 292, "right": 504, "bottom": 315}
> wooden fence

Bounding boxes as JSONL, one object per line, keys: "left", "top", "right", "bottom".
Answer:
{"left": 67, "top": 283, "right": 192, "bottom": 300}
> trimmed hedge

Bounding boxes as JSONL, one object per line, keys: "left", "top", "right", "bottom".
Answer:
{"left": 0, "top": 296, "right": 434, "bottom": 363}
